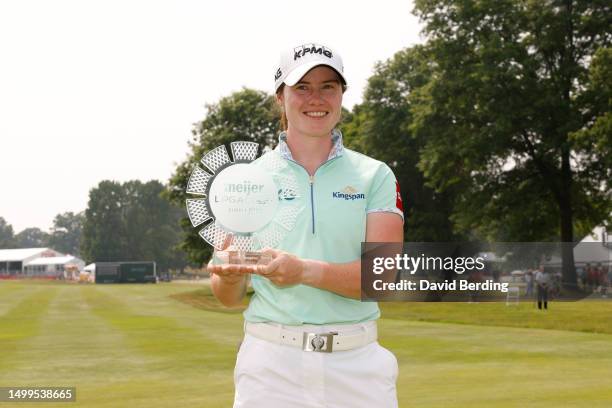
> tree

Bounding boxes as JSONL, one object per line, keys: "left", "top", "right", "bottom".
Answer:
{"left": 14, "top": 227, "right": 50, "bottom": 248}
{"left": 81, "top": 181, "right": 126, "bottom": 262}
{"left": 340, "top": 46, "right": 461, "bottom": 241}
{"left": 0, "top": 217, "right": 16, "bottom": 248}
{"left": 570, "top": 46, "right": 612, "bottom": 233}
{"left": 48, "top": 212, "right": 84, "bottom": 256}
{"left": 166, "top": 88, "right": 280, "bottom": 264}
{"left": 81, "top": 180, "right": 188, "bottom": 271}
{"left": 122, "top": 180, "right": 187, "bottom": 272}
{"left": 411, "top": 0, "right": 611, "bottom": 287}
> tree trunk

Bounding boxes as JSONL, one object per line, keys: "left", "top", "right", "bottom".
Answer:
{"left": 558, "top": 0, "right": 578, "bottom": 290}
{"left": 559, "top": 145, "right": 577, "bottom": 289}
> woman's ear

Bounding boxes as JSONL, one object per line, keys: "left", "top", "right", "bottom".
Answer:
{"left": 275, "top": 85, "right": 285, "bottom": 105}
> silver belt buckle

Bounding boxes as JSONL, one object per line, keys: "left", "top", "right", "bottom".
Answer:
{"left": 302, "top": 331, "right": 337, "bottom": 353}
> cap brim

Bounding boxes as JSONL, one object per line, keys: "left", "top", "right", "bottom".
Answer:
{"left": 283, "top": 61, "right": 347, "bottom": 87}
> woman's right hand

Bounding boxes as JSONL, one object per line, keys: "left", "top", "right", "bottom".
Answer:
{"left": 207, "top": 261, "right": 256, "bottom": 285}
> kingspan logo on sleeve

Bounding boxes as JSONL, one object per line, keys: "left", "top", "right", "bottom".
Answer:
{"left": 294, "top": 44, "right": 333, "bottom": 60}
{"left": 332, "top": 186, "right": 365, "bottom": 201}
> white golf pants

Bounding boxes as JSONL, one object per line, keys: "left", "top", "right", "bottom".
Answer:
{"left": 233, "top": 324, "right": 398, "bottom": 407}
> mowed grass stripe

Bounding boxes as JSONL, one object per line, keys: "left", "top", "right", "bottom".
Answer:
{"left": 0, "top": 281, "right": 25, "bottom": 298}
{"left": 56, "top": 285, "right": 221, "bottom": 408}
{"left": 379, "top": 319, "right": 612, "bottom": 407}
{"left": 80, "top": 285, "right": 233, "bottom": 371}
{"left": 0, "top": 284, "right": 234, "bottom": 408}
{"left": 0, "top": 281, "right": 51, "bottom": 315}
{"left": 172, "top": 285, "right": 612, "bottom": 335}
{"left": 0, "top": 285, "right": 57, "bottom": 343}
{"left": 0, "top": 282, "right": 35, "bottom": 317}
{"left": 3, "top": 282, "right": 610, "bottom": 407}
{"left": 93, "top": 283, "right": 246, "bottom": 348}
{"left": 79, "top": 284, "right": 239, "bottom": 407}
{"left": 380, "top": 301, "right": 612, "bottom": 334}
{"left": 0, "top": 284, "right": 149, "bottom": 386}
{"left": 0, "top": 285, "right": 58, "bottom": 372}
{"left": 0, "top": 284, "right": 160, "bottom": 408}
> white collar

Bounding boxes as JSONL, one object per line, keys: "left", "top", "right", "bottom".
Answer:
{"left": 277, "top": 128, "right": 345, "bottom": 161}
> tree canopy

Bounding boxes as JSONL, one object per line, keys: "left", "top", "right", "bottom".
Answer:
{"left": 341, "top": 45, "right": 460, "bottom": 241}
{"left": 409, "top": 0, "right": 611, "bottom": 285}
{"left": 13, "top": 228, "right": 49, "bottom": 248}
{"left": 47, "top": 212, "right": 84, "bottom": 256}
{"left": 0, "top": 217, "right": 16, "bottom": 249}
{"left": 81, "top": 180, "right": 187, "bottom": 271}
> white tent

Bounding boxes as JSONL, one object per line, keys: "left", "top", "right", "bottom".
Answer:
{"left": 23, "top": 255, "right": 85, "bottom": 278}
{"left": 545, "top": 226, "right": 611, "bottom": 268}
{"left": 0, "top": 248, "right": 64, "bottom": 276}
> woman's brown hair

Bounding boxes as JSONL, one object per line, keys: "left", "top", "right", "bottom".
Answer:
{"left": 276, "top": 84, "right": 289, "bottom": 131}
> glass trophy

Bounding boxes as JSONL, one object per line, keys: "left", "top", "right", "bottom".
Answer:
{"left": 185, "top": 141, "right": 302, "bottom": 265}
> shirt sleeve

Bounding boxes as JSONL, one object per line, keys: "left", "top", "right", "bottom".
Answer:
{"left": 366, "top": 163, "right": 404, "bottom": 221}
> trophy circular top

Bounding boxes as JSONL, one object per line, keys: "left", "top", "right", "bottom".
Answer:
{"left": 208, "top": 163, "right": 278, "bottom": 234}
{"left": 185, "top": 141, "right": 302, "bottom": 252}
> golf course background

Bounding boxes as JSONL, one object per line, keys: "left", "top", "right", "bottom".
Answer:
{"left": 1, "top": 280, "right": 611, "bottom": 407}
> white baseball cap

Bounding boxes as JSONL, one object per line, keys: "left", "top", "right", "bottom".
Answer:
{"left": 274, "top": 43, "right": 346, "bottom": 92}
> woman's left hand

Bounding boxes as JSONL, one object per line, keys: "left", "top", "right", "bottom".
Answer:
{"left": 254, "top": 249, "right": 306, "bottom": 287}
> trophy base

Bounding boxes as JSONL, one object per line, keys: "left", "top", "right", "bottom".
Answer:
{"left": 215, "top": 250, "right": 272, "bottom": 265}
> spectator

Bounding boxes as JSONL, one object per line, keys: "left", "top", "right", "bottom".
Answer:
{"left": 586, "top": 263, "right": 596, "bottom": 291}
{"left": 576, "top": 265, "right": 586, "bottom": 290}
{"left": 597, "top": 263, "right": 608, "bottom": 298}
{"left": 535, "top": 266, "right": 550, "bottom": 310}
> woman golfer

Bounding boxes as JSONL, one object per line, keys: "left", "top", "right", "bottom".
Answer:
{"left": 208, "top": 43, "right": 404, "bottom": 408}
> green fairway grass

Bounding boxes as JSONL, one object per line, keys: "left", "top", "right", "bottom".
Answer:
{"left": 1, "top": 280, "right": 611, "bottom": 407}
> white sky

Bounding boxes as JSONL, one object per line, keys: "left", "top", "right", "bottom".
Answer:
{"left": 0, "top": 0, "right": 423, "bottom": 233}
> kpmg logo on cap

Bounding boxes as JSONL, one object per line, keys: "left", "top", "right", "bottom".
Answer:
{"left": 294, "top": 44, "right": 332, "bottom": 61}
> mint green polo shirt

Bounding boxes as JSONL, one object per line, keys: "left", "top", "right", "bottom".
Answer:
{"left": 243, "top": 130, "right": 404, "bottom": 325}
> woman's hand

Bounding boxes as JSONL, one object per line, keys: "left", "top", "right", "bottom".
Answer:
{"left": 207, "top": 261, "right": 256, "bottom": 285}
{"left": 253, "top": 249, "right": 306, "bottom": 287}
{"left": 206, "top": 234, "right": 256, "bottom": 286}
